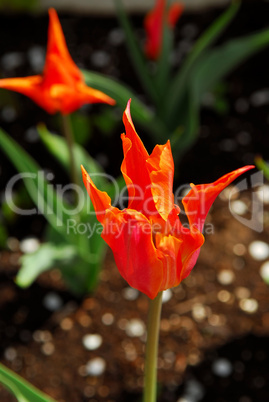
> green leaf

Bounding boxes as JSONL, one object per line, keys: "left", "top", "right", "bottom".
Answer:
{"left": 166, "top": 1, "right": 240, "bottom": 123}
{"left": 83, "top": 70, "right": 167, "bottom": 142}
{"left": 0, "top": 363, "right": 56, "bottom": 402}
{"left": 255, "top": 156, "right": 269, "bottom": 181}
{"left": 38, "top": 124, "right": 106, "bottom": 190}
{"left": 16, "top": 242, "right": 77, "bottom": 288}
{"left": 170, "top": 26, "right": 269, "bottom": 163}
{"left": 0, "top": 127, "right": 73, "bottom": 238}
{"left": 191, "top": 27, "right": 269, "bottom": 102}
{"left": 113, "top": 0, "right": 158, "bottom": 103}
{"left": 83, "top": 70, "right": 152, "bottom": 123}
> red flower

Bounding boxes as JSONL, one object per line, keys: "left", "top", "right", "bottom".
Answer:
{"left": 144, "top": 0, "right": 184, "bottom": 60}
{"left": 82, "top": 100, "right": 254, "bottom": 299}
{"left": 0, "top": 9, "right": 115, "bottom": 114}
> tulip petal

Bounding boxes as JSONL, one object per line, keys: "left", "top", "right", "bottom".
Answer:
{"left": 102, "top": 209, "right": 164, "bottom": 299}
{"left": 121, "top": 100, "right": 157, "bottom": 217}
{"left": 81, "top": 165, "right": 112, "bottom": 224}
{"left": 167, "top": 3, "right": 184, "bottom": 27}
{"left": 182, "top": 165, "right": 255, "bottom": 232}
{"left": 147, "top": 140, "right": 175, "bottom": 220}
{"left": 46, "top": 8, "right": 81, "bottom": 82}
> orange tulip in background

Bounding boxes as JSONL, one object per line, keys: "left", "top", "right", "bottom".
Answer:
{"left": 82, "top": 99, "right": 254, "bottom": 299}
{"left": 0, "top": 8, "right": 115, "bottom": 114}
{"left": 144, "top": 0, "right": 184, "bottom": 60}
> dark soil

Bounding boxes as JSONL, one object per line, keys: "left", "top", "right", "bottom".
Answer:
{"left": 1, "top": 2, "right": 269, "bottom": 401}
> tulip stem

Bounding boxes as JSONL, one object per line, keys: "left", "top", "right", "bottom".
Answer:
{"left": 143, "top": 291, "right": 163, "bottom": 402}
{"left": 61, "top": 114, "right": 80, "bottom": 193}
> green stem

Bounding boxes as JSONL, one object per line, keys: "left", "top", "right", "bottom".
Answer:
{"left": 61, "top": 113, "right": 80, "bottom": 190}
{"left": 143, "top": 291, "right": 163, "bottom": 402}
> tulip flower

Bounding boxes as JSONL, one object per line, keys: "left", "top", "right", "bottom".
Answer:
{"left": 0, "top": 8, "right": 115, "bottom": 114}
{"left": 144, "top": 0, "right": 184, "bottom": 60}
{"left": 82, "top": 100, "right": 254, "bottom": 299}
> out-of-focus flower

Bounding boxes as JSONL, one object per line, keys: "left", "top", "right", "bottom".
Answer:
{"left": 144, "top": 0, "right": 184, "bottom": 60}
{"left": 82, "top": 99, "right": 254, "bottom": 299}
{"left": 0, "top": 9, "right": 115, "bottom": 114}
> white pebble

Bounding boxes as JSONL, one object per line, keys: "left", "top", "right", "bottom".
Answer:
{"left": 43, "top": 292, "right": 63, "bottom": 311}
{"left": 1, "top": 52, "right": 24, "bottom": 70}
{"left": 4, "top": 347, "right": 17, "bottom": 361}
{"left": 108, "top": 28, "right": 125, "bottom": 46}
{"left": 101, "top": 313, "right": 114, "bottom": 326}
{"left": 85, "top": 357, "right": 106, "bottom": 376}
{"left": 260, "top": 261, "right": 269, "bottom": 284}
{"left": 125, "top": 319, "right": 145, "bottom": 337}
{"left": 162, "top": 289, "right": 172, "bottom": 303}
{"left": 250, "top": 89, "right": 269, "bottom": 107}
{"left": 230, "top": 200, "right": 248, "bottom": 215}
{"left": 239, "top": 298, "right": 258, "bottom": 314}
{"left": 1, "top": 106, "right": 17, "bottom": 122}
{"left": 217, "top": 270, "right": 235, "bottom": 285}
{"left": 20, "top": 237, "right": 40, "bottom": 254}
{"left": 257, "top": 185, "right": 269, "bottom": 204}
{"left": 248, "top": 241, "right": 269, "bottom": 260}
{"left": 91, "top": 51, "right": 110, "bottom": 68}
{"left": 212, "top": 358, "right": 233, "bottom": 377}
{"left": 122, "top": 287, "right": 139, "bottom": 301}
{"left": 82, "top": 334, "right": 102, "bottom": 351}
{"left": 192, "top": 303, "right": 207, "bottom": 321}
{"left": 27, "top": 46, "right": 45, "bottom": 72}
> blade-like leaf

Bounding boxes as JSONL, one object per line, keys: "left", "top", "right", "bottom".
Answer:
{"left": 166, "top": 1, "right": 240, "bottom": 122}
{"left": 83, "top": 70, "right": 166, "bottom": 141}
{"left": 113, "top": 0, "right": 158, "bottom": 103}
{"left": 0, "top": 363, "right": 56, "bottom": 402}
{"left": 191, "top": 27, "right": 269, "bottom": 102}
{"left": 0, "top": 127, "right": 73, "bottom": 238}
{"left": 83, "top": 70, "right": 152, "bottom": 123}
{"left": 16, "top": 242, "right": 77, "bottom": 288}
{"left": 255, "top": 156, "right": 269, "bottom": 181}
{"left": 38, "top": 124, "right": 106, "bottom": 190}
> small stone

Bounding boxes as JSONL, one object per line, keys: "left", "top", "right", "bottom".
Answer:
{"left": 20, "top": 237, "right": 40, "bottom": 254}
{"left": 41, "top": 342, "right": 55, "bottom": 356}
{"left": 125, "top": 319, "right": 145, "bottom": 337}
{"left": 4, "top": 347, "right": 17, "bottom": 361}
{"left": 233, "top": 243, "right": 246, "bottom": 256}
{"left": 235, "top": 287, "right": 251, "bottom": 300}
{"left": 122, "top": 287, "right": 139, "bottom": 301}
{"left": 43, "top": 292, "right": 63, "bottom": 311}
{"left": 101, "top": 313, "right": 114, "bottom": 326}
{"left": 1, "top": 52, "right": 24, "bottom": 70}
{"left": 108, "top": 28, "right": 125, "bottom": 46}
{"left": 250, "top": 89, "right": 269, "bottom": 107}
{"left": 85, "top": 357, "right": 106, "bottom": 376}
{"left": 91, "top": 51, "right": 110, "bottom": 68}
{"left": 162, "top": 289, "right": 172, "bottom": 303}
{"left": 212, "top": 358, "right": 233, "bottom": 377}
{"left": 27, "top": 46, "right": 45, "bottom": 72}
{"left": 82, "top": 334, "right": 103, "bottom": 351}
{"left": 248, "top": 241, "right": 269, "bottom": 260}
{"left": 239, "top": 298, "right": 258, "bottom": 314}
{"left": 217, "top": 290, "right": 232, "bottom": 303}
{"left": 1, "top": 106, "right": 17, "bottom": 122}
{"left": 257, "top": 185, "right": 269, "bottom": 204}
{"left": 230, "top": 200, "right": 248, "bottom": 215}
{"left": 60, "top": 318, "right": 73, "bottom": 331}
{"left": 192, "top": 303, "right": 207, "bottom": 321}
{"left": 25, "top": 127, "right": 39, "bottom": 143}
{"left": 260, "top": 261, "right": 269, "bottom": 284}
{"left": 217, "top": 270, "right": 235, "bottom": 285}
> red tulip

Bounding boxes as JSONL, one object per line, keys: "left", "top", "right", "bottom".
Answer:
{"left": 82, "top": 99, "right": 254, "bottom": 299}
{"left": 0, "top": 9, "right": 115, "bottom": 114}
{"left": 144, "top": 0, "right": 184, "bottom": 60}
